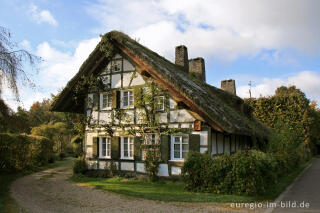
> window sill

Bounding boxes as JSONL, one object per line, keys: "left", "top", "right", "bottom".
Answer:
{"left": 169, "top": 159, "right": 185, "bottom": 162}
{"left": 99, "top": 157, "right": 111, "bottom": 159}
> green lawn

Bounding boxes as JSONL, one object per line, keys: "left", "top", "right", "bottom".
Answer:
{"left": 71, "top": 175, "right": 255, "bottom": 202}
{"left": 0, "top": 158, "right": 73, "bottom": 213}
{"left": 71, "top": 158, "right": 315, "bottom": 203}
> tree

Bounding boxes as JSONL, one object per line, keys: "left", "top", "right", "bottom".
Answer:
{"left": 0, "top": 26, "right": 40, "bottom": 99}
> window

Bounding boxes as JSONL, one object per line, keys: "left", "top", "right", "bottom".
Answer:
{"left": 121, "top": 137, "right": 134, "bottom": 159}
{"left": 111, "top": 60, "right": 122, "bottom": 72}
{"left": 141, "top": 134, "right": 160, "bottom": 160}
{"left": 156, "top": 96, "right": 165, "bottom": 111}
{"left": 171, "top": 135, "right": 189, "bottom": 160}
{"left": 122, "top": 91, "right": 134, "bottom": 108}
{"left": 100, "top": 93, "right": 112, "bottom": 110}
{"left": 99, "top": 137, "right": 111, "bottom": 158}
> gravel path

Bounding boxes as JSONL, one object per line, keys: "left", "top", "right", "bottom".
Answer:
{"left": 11, "top": 163, "right": 260, "bottom": 213}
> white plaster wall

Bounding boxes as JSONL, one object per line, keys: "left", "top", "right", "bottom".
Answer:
{"left": 121, "top": 110, "right": 134, "bottom": 124}
{"left": 123, "top": 59, "right": 135, "bottom": 71}
{"left": 192, "top": 131, "right": 208, "bottom": 146}
{"left": 200, "top": 147, "right": 208, "bottom": 153}
{"left": 171, "top": 166, "right": 181, "bottom": 175}
{"left": 112, "top": 74, "right": 121, "bottom": 88}
{"left": 170, "top": 110, "right": 195, "bottom": 123}
{"left": 168, "top": 124, "right": 179, "bottom": 128}
{"left": 91, "top": 111, "right": 99, "bottom": 124}
{"left": 99, "top": 112, "right": 112, "bottom": 124}
{"left": 158, "top": 164, "right": 169, "bottom": 177}
{"left": 86, "top": 147, "right": 93, "bottom": 158}
{"left": 99, "top": 161, "right": 107, "bottom": 169}
{"left": 87, "top": 160, "right": 98, "bottom": 170}
{"left": 114, "top": 53, "right": 122, "bottom": 59}
{"left": 169, "top": 98, "right": 177, "bottom": 109}
{"left": 181, "top": 123, "right": 191, "bottom": 128}
{"left": 121, "top": 162, "right": 135, "bottom": 171}
{"left": 86, "top": 132, "right": 98, "bottom": 146}
{"left": 155, "top": 112, "right": 167, "bottom": 123}
{"left": 122, "top": 72, "right": 132, "bottom": 87}
{"left": 136, "top": 163, "right": 145, "bottom": 173}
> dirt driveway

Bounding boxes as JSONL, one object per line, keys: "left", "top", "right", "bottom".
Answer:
{"left": 11, "top": 163, "right": 258, "bottom": 213}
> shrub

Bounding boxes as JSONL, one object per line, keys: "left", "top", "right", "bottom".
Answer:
{"left": 229, "top": 150, "right": 277, "bottom": 195}
{"left": 182, "top": 150, "right": 278, "bottom": 196}
{"left": 73, "top": 158, "right": 87, "bottom": 175}
{"left": 0, "top": 133, "right": 54, "bottom": 171}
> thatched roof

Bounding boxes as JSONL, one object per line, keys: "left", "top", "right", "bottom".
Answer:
{"left": 51, "top": 31, "right": 270, "bottom": 138}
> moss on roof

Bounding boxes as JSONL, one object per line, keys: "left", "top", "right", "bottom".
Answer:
{"left": 51, "top": 31, "right": 270, "bottom": 138}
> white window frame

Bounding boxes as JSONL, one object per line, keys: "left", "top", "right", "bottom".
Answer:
{"left": 156, "top": 96, "right": 165, "bottom": 111}
{"left": 171, "top": 135, "right": 189, "bottom": 161}
{"left": 121, "top": 90, "right": 134, "bottom": 109}
{"left": 99, "top": 137, "right": 111, "bottom": 159}
{"left": 121, "top": 137, "right": 134, "bottom": 160}
{"left": 100, "top": 93, "right": 112, "bottom": 110}
{"left": 141, "top": 134, "right": 160, "bottom": 160}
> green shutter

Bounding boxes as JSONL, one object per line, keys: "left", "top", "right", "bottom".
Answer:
{"left": 189, "top": 134, "right": 200, "bottom": 152}
{"left": 134, "top": 137, "right": 142, "bottom": 160}
{"left": 92, "top": 137, "right": 98, "bottom": 158}
{"left": 160, "top": 134, "right": 170, "bottom": 162}
{"left": 116, "top": 91, "right": 121, "bottom": 109}
{"left": 93, "top": 93, "right": 99, "bottom": 110}
{"left": 111, "top": 136, "right": 120, "bottom": 159}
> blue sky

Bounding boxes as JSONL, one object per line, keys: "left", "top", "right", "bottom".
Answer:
{"left": 1, "top": 0, "right": 320, "bottom": 110}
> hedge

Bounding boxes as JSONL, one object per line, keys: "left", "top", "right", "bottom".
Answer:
{"left": 182, "top": 150, "right": 278, "bottom": 195}
{"left": 0, "top": 133, "right": 54, "bottom": 171}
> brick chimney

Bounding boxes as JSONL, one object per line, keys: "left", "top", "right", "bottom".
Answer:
{"left": 221, "top": 79, "right": 236, "bottom": 95}
{"left": 175, "top": 45, "right": 189, "bottom": 72}
{"left": 189, "top": 57, "right": 206, "bottom": 82}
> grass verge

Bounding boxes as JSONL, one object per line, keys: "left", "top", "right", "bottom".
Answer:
{"left": 0, "top": 157, "right": 73, "bottom": 213}
{"left": 71, "top": 158, "right": 315, "bottom": 203}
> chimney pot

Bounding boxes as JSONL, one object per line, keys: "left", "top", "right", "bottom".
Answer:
{"left": 221, "top": 79, "right": 236, "bottom": 95}
{"left": 189, "top": 57, "right": 206, "bottom": 82}
{"left": 175, "top": 45, "right": 189, "bottom": 72}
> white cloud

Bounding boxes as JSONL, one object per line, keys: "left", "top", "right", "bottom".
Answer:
{"left": 36, "top": 37, "right": 100, "bottom": 90}
{"left": 87, "top": 0, "right": 320, "bottom": 62}
{"left": 29, "top": 4, "right": 58, "bottom": 26}
{"left": 237, "top": 71, "right": 320, "bottom": 104}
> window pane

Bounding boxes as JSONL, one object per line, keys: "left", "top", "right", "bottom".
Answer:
{"left": 102, "top": 138, "right": 106, "bottom": 156}
{"left": 174, "top": 151, "right": 180, "bottom": 158}
{"left": 129, "top": 141, "right": 133, "bottom": 157}
{"left": 174, "top": 144, "right": 180, "bottom": 151}
{"left": 107, "top": 139, "right": 111, "bottom": 157}
{"left": 123, "top": 92, "right": 129, "bottom": 107}
{"left": 124, "top": 138, "right": 128, "bottom": 157}
{"left": 182, "top": 135, "right": 188, "bottom": 144}
{"left": 129, "top": 91, "right": 134, "bottom": 106}
{"left": 107, "top": 94, "right": 112, "bottom": 108}
{"left": 174, "top": 136, "right": 180, "bottom": 143}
